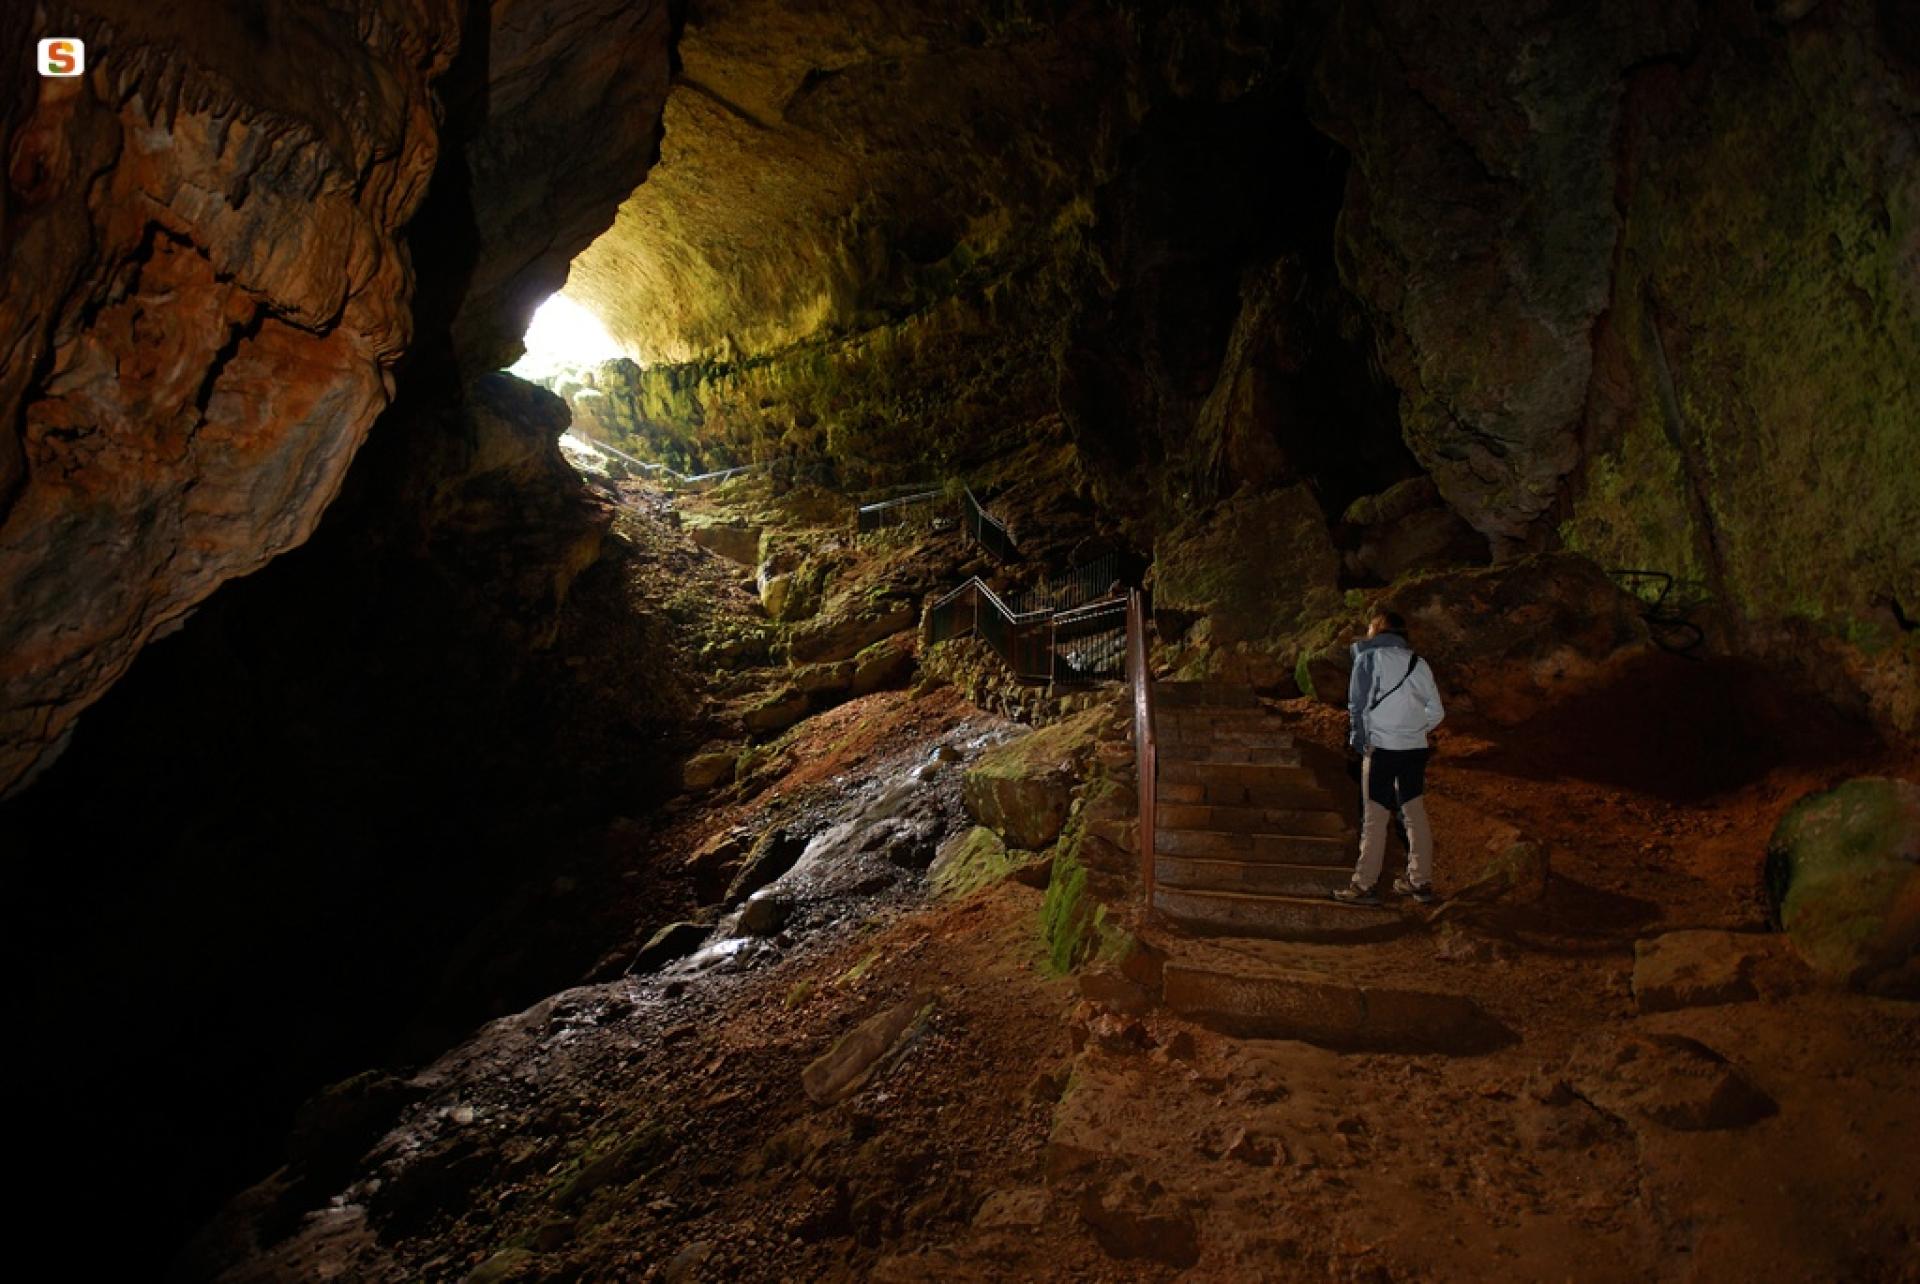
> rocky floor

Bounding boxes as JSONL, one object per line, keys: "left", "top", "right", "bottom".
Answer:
{"left": 186, "top": 648, "right": 1920, "bottom": 1282}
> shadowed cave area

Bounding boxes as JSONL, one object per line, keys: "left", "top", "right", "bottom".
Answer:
{"left": 2, "top": 1, "right": 1919, "bottom": 1280}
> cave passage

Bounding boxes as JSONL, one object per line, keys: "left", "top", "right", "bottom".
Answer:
{"left": 2, "top": 1, "right": 1918, "bottom": 1280}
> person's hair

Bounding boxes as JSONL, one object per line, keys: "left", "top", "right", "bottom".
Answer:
{"left": 1371, "top": 609, "right": 1407, "bottom": 633}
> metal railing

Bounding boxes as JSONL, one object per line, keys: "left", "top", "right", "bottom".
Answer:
{"left": 961, "top": 486, "right": 1017, "bottom": 561}
{"left": 927, "top": 578, "right": 1128, "bottom": 686}
{"left": 856, "top": 488, "right": 946, "bottom": 533}
{"left": 928, "top": 578, "right": 1056, "bottom": 680}
{"left": 564, "top": 434, "right": 764, "bottom": 491}
{"left": 1006, "top": 552, "right": 1122, "bottom": 617}
{"left": 1612, "top": 568, "right": 1708, "bottom": 657}
{"left": 1127, "top": 590, "right": 1156, "bottom": 918}
{"left": 1051, "top": 597, "right": 1127, "bottom": 683}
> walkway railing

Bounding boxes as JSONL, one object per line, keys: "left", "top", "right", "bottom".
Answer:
{"left": 927, "top": 578, "right": 1128, "bottom": 686}
{"left": 566, "top": 434, "right": 764, "bottom": 491}
{"left": 1006, "top": 552, "right": 1121, "bottom": 616}
{"left": 1127, "top": 589, "right": 1156, "bottom": 919}
{"left": 856, "top": 488, "right": 945, "bottom": 533}
{"left": 961, "top": 486, "right": 1017, "bottom": 561}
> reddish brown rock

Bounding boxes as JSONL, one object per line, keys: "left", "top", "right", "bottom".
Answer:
{"left": 0, "top": 4, "right": 460, "bottom": 795}
{"left": 0, "top": 1, "right": 678, "bottom": 796}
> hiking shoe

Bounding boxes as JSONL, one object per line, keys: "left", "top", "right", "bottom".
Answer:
{"left": 1329, "top": 883, "right": 1381, "bottom": 907}
{"left": 1392, "top": 876, "right": 1438, "bottom": 905}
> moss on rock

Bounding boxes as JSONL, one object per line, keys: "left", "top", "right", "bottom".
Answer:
{"left": 1765, "top": 777, "right": 1920, "bottom": 993}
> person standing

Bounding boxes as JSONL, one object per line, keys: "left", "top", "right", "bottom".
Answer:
{"left": 1330, "top": 610, "right": 1445, "bottom": 906}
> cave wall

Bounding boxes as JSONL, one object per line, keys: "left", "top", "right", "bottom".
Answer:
{"left": 556, "top": 0, "right": 1919, "bottom": 732}
{"left": 0, "top": 0, "right": 680, "bottom": 1266}
{"left": 0, "top": 0, "right": 458, "bottom": 796}
{"left": 1310, "top": 0, "right": 1919, "bottom": 729}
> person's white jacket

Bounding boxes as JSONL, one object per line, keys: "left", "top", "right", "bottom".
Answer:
{"left": 1347, "top": 632, "right": 1444, "bottom": 751}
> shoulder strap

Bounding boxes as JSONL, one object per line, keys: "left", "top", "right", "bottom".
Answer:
{"left": 1367, "top": 652, "right": 1422, "bottom": 713}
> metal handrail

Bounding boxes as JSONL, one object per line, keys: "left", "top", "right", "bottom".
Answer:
{"left": 856, "top": 488, "right": 946, "bottom": 533}
{"left": 961, "top": 486, "right": 1017, "bottom": 561}
{"left": 561, "top": 433, "right": 762, "bottom": 489}
{"left": 1127, "top": 589, "right": 1156, "bottom": 920}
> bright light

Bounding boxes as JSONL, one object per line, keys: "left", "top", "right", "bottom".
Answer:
{"left": 507, "top": 294, "right": 624, "bottom": 379}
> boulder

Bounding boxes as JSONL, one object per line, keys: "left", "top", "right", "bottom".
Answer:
{"left": 743, "top": 687, "right": 810, "bottom": 734}
{"left": 687, "top": 521, "right": 763, "bottom": 565}
{"left": 286, "top": 1071, "right": 428, "bottom": 1177}
{"left": 851, "top": 635, "right": 917, "bottom": 696}
{"left": 802, "top": 993, "right": 935, "bottom": 1105}
{"left": 1305, "top": 554, "right": 1652, "bottom": 723}
{"left": 962, "top": 707, "right": 1110, "bottom": 849}
{"left": 1765, "top": 778, "right": 1920, "bottom": 994}
{"left": 1076, "top": 1174, "right": 1201, "bottom": 1268}
{"left": 1474, "top": 840, "right": 1551, "bottom": 904}
{"left": 686, "top": 831, "right": 746, "bottom": 903}
{"left": 725, "top": 826, "right": 809, "bottom": 905}
{"left": 1340, "top": 477, "right": 1488, "bottom": 583}
{"left": 681, "top": 751, "right": 737, "bottom": 793}
{"left": 789, "top": 601, "right": 918, "bottom": 664}
{"left": 631, "top": 922, "right": 709, "bottom": 974}
{"left": 792, "top": 661, "right": 856, "bottom": 697}
{"left": 737, "top": 892, "right": 793, "bottom": 937}
{"left": 1567, "top": 1031, "right": 1776, "bottom": 1132}
{"left": 759, "top": 558, "right": 824, "bottom": 623}
{"left": 928, "top": 827, "right": 1021, "bottom": 899}
{"left": 1631, "top": 930, "right": 1805, "bottom": 1014}
{"left": 1152, "top": 485, "right": 1340, "bottom": 645}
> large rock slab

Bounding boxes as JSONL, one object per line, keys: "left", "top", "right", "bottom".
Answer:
{"left": 686, "top": 521, "right": 763, "bottom": 566}
{"left": 962, "top": 707, "right": 1110, "bottom": 849}
{"left": 1567, "top": 1030, "right": 1776, "bottom": 1132}
{"left": 802, "top": 992, "right": 934, "bottom": 1105}
{"left": 1766, "top": 777, "right": 1920, "bottom": 995}
{"left": 725, "top": 826, "right": 809, "bottom": 906}
{"left": 1631, "top": 930, "right": 1805, "bottom": 1014}
{"left": 789, "top": 602, "right": 918, "bottom": 664}
{"left": 1152, "top": 485, "right": 1340, "bottom": 645}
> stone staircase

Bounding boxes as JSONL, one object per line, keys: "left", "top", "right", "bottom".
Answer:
{"left": 1148, "top": 682, "right": 1401, "bottom": 941}
{"left": 1109, "top": 679, "right": 1504, "bottom": 1051}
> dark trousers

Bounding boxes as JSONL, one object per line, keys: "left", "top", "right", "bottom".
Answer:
{"left": 1365, "top": 747, "right": 1429, "bottom": 809}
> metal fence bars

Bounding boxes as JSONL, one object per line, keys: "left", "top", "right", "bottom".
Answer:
{"left": 961, "top": 486, "right": 1017, "bottom": 561}
{"left": 1005, "top": 552, "right": 1123, "bottom": 617}
{"left": 1050, "top": 597, "right": 1127, "bottom": 684}
{"left": 1127, "top": 589, "right": 1157, "bottom": 918}
{"left": 927, "top": 579, "right": 1055, "bottom": 680}
{"left": 562, "top": 435, "right": 765, "bottom": 491}
{"left": 1611, "top": 568, "right": 1708, "bottom": 657}
{"left": 856, "top": 488, "right": 946, "bottom": 534}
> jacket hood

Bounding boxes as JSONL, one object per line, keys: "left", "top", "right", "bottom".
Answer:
{"left": 1353, "top": 631, "right": 1410, "bottom": 655}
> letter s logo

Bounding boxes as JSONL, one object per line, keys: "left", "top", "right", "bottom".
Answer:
{"left": 38, "top": 38, "right": 86, "bottom": 77}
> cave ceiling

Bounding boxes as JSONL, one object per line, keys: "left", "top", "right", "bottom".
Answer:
{"left": 562, "top": 0, "right": 1122, "bottom": 364}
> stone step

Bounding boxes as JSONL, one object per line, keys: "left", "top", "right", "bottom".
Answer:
{"left": 1152, "top": 682, "right": 1259, "bottom": 709}
{"left": 1157, "top": 778, "right": 1346, "bottom": 812}
{"left": 1158, "top": 743, "right": 1301, "bottom": 766}
{"left": 1156, "top": 803, "right": 1351, "bottom": 839}
{"left": 1155, "top": 706, "right": 1285, "bottom": 727}
{"left": 1155, "top": 719, "right": 1295, "bottom": 745}
{"left": 1160, "top": 760, "right": 1317, "bottom": 790}
{"left": 1151, "top": 886, "right": 1404, "bottom": 941}
{"left": 1154, "top": 828, "right": 1352, "bottom": 865}
{"left": 1156, "top": 855, "right": 1351, "bottom": 898}
{"left": 1161, "top": 956, "right": 1509, "bottom": 1052}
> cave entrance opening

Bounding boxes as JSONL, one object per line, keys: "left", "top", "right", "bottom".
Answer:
{"left": 508, "top": 293, "right": 625, "bottom": 382}
{"left": 507, "top": 292, "right": 638, "bottom": 477}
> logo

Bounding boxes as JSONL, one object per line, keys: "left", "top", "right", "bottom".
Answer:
{"left": 38, "top": 37, "right": 85, "bottom": 77}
